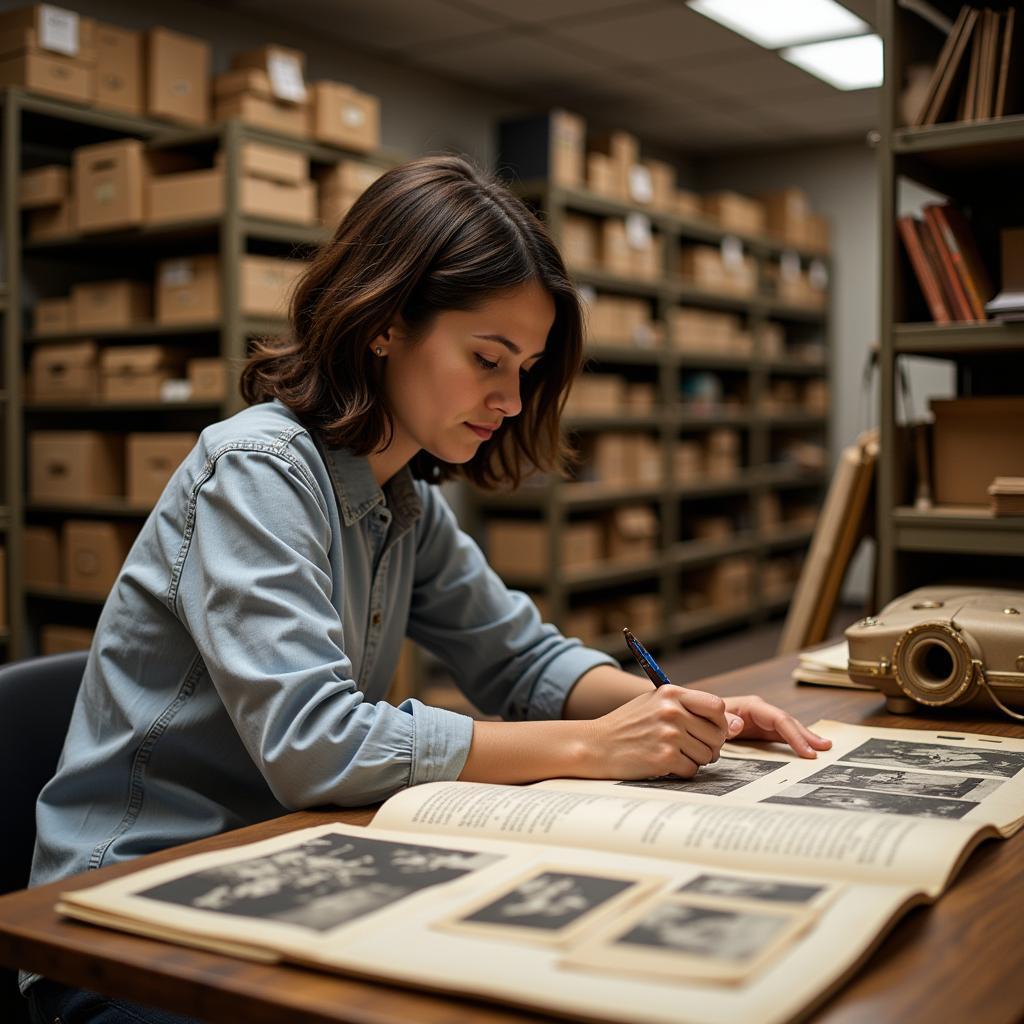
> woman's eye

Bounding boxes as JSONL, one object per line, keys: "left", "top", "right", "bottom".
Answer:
{"left": 475, "top": 354, "right": 499, "bottom": 371}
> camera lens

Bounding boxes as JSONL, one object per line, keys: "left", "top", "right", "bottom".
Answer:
{"left": 909, "top": 640, "right": 956, "bottom": 690}
{"left": 893, "top": 622, "right": 976, "bottom": 707}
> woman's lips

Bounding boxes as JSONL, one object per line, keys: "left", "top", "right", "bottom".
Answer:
{"left": 466, "top": 423, "right": 496, "bottom": 440}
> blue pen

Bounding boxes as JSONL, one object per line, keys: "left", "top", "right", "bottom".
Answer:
{"left": 622, "top": 627, "right": 672, "bottom": 687}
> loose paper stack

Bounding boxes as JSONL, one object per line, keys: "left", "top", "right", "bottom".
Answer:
{"left": 791, "top": 641, "right": 873, "bottom": 690}
{"left": 988, "top": 477, "right": 1024, "bottom": 516}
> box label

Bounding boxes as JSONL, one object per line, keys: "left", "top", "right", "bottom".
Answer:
{"left": 341, "top": 102, "right": 365, "bottom": 127}
{"left": 268, "top": 52, "right": 306, "bottom": 102}
{"left": 625, "top": 213, "right": 652, "bottom": 251}
{"left": 781, "top": 250, "right": 801, "bottom": 281}
{"left": 809, "top": 258, "right": 829, "bottom": 289}
{"left": 721, "top": 235, "right": 743, "bottom": 271}
{"left": 161, "top": 260, "right": 195, "bottom": 287}
{"left": 39, "top": 4, "right": 79, "bottom": 56}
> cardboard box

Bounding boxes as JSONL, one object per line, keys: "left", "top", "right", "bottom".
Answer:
{"left": 561, "top": 214, "right": 599, "bottom": 270}
{"left": 761, "top": 188, "right": 811, "bottom": 246}
{"left": 317, "top": 159, "right": 382, "bottom": 226}
{"left": 590, "top": 131, "right": 638, "bottom": 197}
{"left": 0, "top": 50, "right": 94, "bottom": 103}
{"left": 563, "top": 374, "right": 627, "bottom": 416}
{"left": 26, "top": 195, "right": 74, "bottom": 239}
{"left": 586, "top": 152, "right": 618, "bottom": 199}
{"left": 147, "top": 27, "right": 209, "bottom": 126}
{"left": 604, "top": 506, "right": 658, "bottom": 560}
{"left": 692, "top": 516, "right": 733, "bottom": 540}
{"left": 147, "top": 167, "right": 221, "bottom": 224}
{"left": 213, "top": 67, "right": 273, "bottom": 101}
{"left": 19, "top": 164, "right": 69, "bottom": 208}
{"left": 95, "top": 22, "right": 142, "bottom": 115}
{"left": 706, "top": 556, "right": 755, "bottom": 609}
{"left": 308, "top": 80, "right": 379, "bottom": 152}
{"left": 100, "top": 345, "right": 187, "bottom": 402}
{"left": 486, "top": 521, "right": 547, "bottom": 576}
{"left": 668, "top": 308, "right": 741, "bottom": 351}
{"left": 680, "top": 245, "right": 757, "bottom": 296}
{"left": 232, "top": 44, "right": 307, "bottom": 103}
{"left": 25, "top": 525, "right": 60, "bottom": 587}
{"left": 599, "top": 218, "right": 631, "bottom": 277}
{"left": 240, "top": 255, "right": 306, "bottom": 319}
{"left": 242, "top": 175, "right": 316, "bottom": 225}
{"left": 71, "top": 279, "right": 151, "bottom": 330}
{"left": 674, "top": 441, "right": 703, "bottom": 483}
{"left": 589, "top": 433, "right": 632, "bottom": 485}
{"left": 155, "top": 255, "right": 220, "bottom": 324}
{"left": 625, "top": 382, "right": 657, "bottom": 412}
{"left": 40, "top": 624, "right": 94, "bottom": 654}
{"left": 187, "top": 357, "right": 227, "bottom": 401}
{"left": 29, "top": 431, "right": 124, "bottom": 503}
{"left": 1001, "top": 228, "right": 1024, "bottom": 290}
{"left": 233, "top": 141, "right": 309, "bottom": 185}
{"left": 73, "top": 138, "right": 145, "bottom": 233}
{"left": 62, "top": 519, "right": 135, "bottom": 595}
{"left": 498, "top": 110, "right": 585, "bottom": 189}
{"left": 127, "top": 433, "right": 197, "bottom": 506}
{"left": 214, "top": 94, "right": 307, "bottom": 138}
{"left": 0, "top": 6, "right": 95, "bottom": 56}
{"left": 702, "top": 192, "right": 766, "bottom": 236}
{"left": 30, "top": 340, "right": 99, "bottom": 401}
{"left": 33, "top": 296, "right": 73, "bottom": 335}
{"left": 562, "top": 606, "right": 604, "bottom": 645}
{"left": 931, "top": 397, "right": 1024, "bottom": 505}
{"left": 642, "top": 160, "right": 676, "bottom": 211}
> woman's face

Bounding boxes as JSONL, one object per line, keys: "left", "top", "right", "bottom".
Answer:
{"left": 374, "top": 279, "right": 555, "bottom": 476}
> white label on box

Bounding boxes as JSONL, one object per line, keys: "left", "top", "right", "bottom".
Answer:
{"left": 161, "top": 260, "right": 195, "bottom": 287}
{"left": 625, "top": 213, "right": 652, "bottom": 250}
{"left": 628, "top": 166, "right": 653, "bottom": 204}
{"left": 268, "top": 53, "right": 307, "bottom": 103}
{"left": 809, "top": 258, "right": 829, "bottom": 289}
{"left": 39, "top": 5, "right": 79, "bottom": 56}
{"left": 721, "top": 235, "right": 743, "bottom": 271}
{"left": 341, "top": 102, "right": 365, "bottom": 127}
{"left": 172, "top": 78, "right": 193, "bottom": 97}
{"left": 161, "top": 379, "right": 192, "bottom": 402}
{"left": 781, "top": 250, "right": 801, "bottom": 281}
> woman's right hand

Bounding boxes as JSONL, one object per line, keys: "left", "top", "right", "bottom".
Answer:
{"left": 581, "top": 685, "right": 744, "bottom": 780}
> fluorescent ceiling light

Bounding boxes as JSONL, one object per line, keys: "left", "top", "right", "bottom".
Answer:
{"left": 688, "top": 0, "right": 869, "bottom": 48}
{"left": 782, "top": 33, "right": 883, "bottom": 90}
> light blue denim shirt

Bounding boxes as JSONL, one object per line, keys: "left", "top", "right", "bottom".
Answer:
{"left": 29, "top": 400, "right": 616, "bottom": 894}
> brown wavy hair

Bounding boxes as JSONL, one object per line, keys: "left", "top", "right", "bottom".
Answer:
{"left": 240, "top": 154, "right": 583, "bottom": 489}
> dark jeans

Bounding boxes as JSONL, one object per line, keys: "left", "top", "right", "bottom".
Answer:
{"left": 27, "top": 978, "right": 205, "bottom": 1024}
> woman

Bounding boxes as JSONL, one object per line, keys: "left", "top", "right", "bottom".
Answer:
{"left": 26, "top": 155, "right": 829, "bottom": 1023}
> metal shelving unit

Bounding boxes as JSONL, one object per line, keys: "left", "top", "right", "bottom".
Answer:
{"left": 464, "top": 176, "right": 832, "bottom": 651}
{"left": 877, "top": 1, "right": 1024, "bottom": 601}
{"left": 2, "top": 86, "right": 383, "bottom": 659}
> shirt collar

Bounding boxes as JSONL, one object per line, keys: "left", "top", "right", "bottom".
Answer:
{"left": 319, "top": 444, "right": 422, "bottom": 535}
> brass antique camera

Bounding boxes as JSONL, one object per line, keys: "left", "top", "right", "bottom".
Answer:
{"left": 846, "top": 587, "right": 1024, "bottom": 719}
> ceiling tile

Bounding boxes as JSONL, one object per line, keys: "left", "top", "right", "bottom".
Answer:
{"left": 456, "top": 0, "right": 655, "bottom": 26}
{"left": 543, "top": 3, "right": 750, "bottom": 65}
{"left": 655, "top": 49, "right": 831, "bottom": 102}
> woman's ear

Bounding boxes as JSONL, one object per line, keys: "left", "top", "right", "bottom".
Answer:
{"left": 370, "top": 320, "right": 405, "bottom": 358}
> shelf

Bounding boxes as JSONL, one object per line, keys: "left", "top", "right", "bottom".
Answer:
{"left": 893, "top": 322, "right": 1024, "bottom": 355}
{"left": 25, "top": 322, "right": 223, "bottom": 344}
{"left": 25, "top": 586, "right": 107, "bottom": 605}
{"left": 564, "top": 413, "right": 662, "bottom": 432}
{"left": 672, "top": 282, "right": 758, "bottom": 313}
{"left": 672, "top": 351, "right": 754, "bottom": 371}
{"left": 22, "top": 216, "right": 222, "bottom": 254}
{"left": 242, "top": 217, "right": 329, "bottom": 246}
{"left": 673, "top": 408, "right": 753, "bottom": 429}
{"left": 502, "top": 556, "right": 665, "bottom": 593}
{"left": 763, "top": 300, "right": 828, "bottom": 323}
{"left": 668, "top": 604, "right": 757, "bottom": 643}
{"left": 571, "top": 268, "right": 665, "bottom": 299}
{"left": 673, "top": 476, "right": 753, "bottom": 499}
{"left": 762, "top": 523, "right": 816, "bottom": 550}
{"left": 762, "top": 412, "right": 828, "bottom": 429}
{"left": 759, "top": 465, "right": 827, "bottom": 488}
{"left": 892, "top": 506, "right": 1024, "bottom": 556}
{"left": 891, "top": 115, "right": 1024, "bottom": 161}
{"left": 763, "top": 358, "right": 828, "bottom": 375}
{"left": 669, "top": 533, "right": 759, "bottom": 568}
{"left": 584, "top": 344, "right": 663, "bottom": 366}
{"left": 25, "top": 400, "right": 221, "bottom": 414}
{"left": 27, "top": 500, "right": 152, "bottom": 519}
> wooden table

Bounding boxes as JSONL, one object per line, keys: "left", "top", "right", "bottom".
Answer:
{"left": 1, "top": 652, "right": 1022, "bottom": 1024}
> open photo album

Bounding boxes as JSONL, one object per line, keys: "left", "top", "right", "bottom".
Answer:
{"left": 57, "top": 720, "right": 1024, "bottom": 1024}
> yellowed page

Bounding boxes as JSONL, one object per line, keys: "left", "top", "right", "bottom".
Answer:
{"left": 60, "top": 821, "right": 921, "bottom": 1024}
{"left": 371, "top": 779, "right": 989, "bottom": 896}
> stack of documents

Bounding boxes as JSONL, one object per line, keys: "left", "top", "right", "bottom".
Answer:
{"left": 792, "top": 641, "right": 873, "bottom": 690}
{"left": 989, "top": 477, "right": 1024, "bottom": 516}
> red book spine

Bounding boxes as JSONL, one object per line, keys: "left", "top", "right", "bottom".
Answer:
{"left": 897, "top": 215, "right": 951, "bottom": 324}
{"left": 922, "top": 208, "right": 973, "bottom": 320}
{"left": 931, "top": 204, "right": 993, "bottom": 320}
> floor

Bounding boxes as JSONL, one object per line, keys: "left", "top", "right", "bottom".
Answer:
{"left": 421, "top": 604, "right": 865, "bottom": 718}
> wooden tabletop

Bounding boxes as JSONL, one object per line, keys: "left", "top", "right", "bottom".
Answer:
{"left": 1, "top": 652, "right": 1022, "bottom": 1024}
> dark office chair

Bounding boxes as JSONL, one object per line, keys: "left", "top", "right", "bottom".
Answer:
{"left": 0, "top": 649, "right": 87, "bottom": 1024}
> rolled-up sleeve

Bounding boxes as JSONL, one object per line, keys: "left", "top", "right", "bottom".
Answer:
{"left": 177, "top": 447, "right": 473, "bottom": 807}
{"left": 406, "top": 486, "right": 618, "bottom": 720}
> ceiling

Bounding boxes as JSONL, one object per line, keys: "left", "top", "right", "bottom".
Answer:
{"left": 218, "top": 0, "right": 882, "bottom": 154}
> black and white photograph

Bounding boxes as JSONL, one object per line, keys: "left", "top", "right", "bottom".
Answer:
{"left": 676, "top": 874, "right": 827, "bottom": 905}
{"left": 761, "top": 785, "right": 974, "bottom": 819}
{"left": 437, "top": 866, "right": 659, "bottom": 947}
{"left": 840, "top": 739, "right": 1024, "bottom": 779}
{"left": 802, "top": 763, "right": 1002, "bottom": 802}
{"left": 137, "top": 833, "right": 501, "bottom": 933}
{"left": 616, "top": 757, "right": 785, "bottom": 797}
{"left": 614, "top": 901, "right": 795, "bottom": 963}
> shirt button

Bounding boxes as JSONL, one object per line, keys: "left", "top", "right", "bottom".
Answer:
{"left": 371, "top": 612, "right": 382, "bottom": 626}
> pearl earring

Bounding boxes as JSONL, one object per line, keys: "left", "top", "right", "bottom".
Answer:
{"left": 375, "top": 346, "right": 384, "bottom": 356}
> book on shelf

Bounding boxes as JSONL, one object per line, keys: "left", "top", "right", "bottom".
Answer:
{"left": 916, "top": 4, "right": 1022, "bottom": 126}
{"left": 57, "top": 720, "right": 1024, "bottom": 1024}
{"left": 898, "top": 214, "right": 952, "bottom": 323}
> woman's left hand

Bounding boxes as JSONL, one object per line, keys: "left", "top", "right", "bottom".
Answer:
{"left": 722, "top": 695, "right": 832, "bottom": 758}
